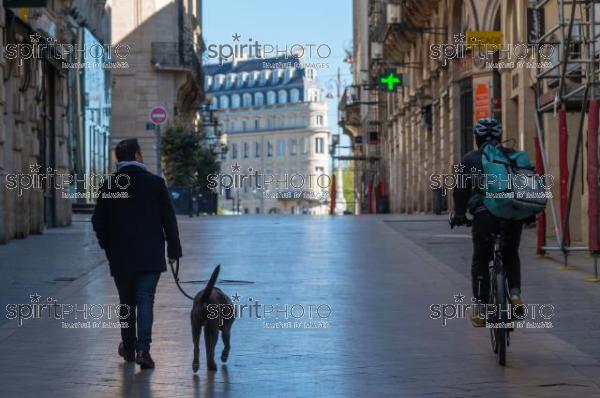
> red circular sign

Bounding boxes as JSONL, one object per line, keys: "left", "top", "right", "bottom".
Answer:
{"left": 149, "top": 106, "right": 168, "bottom": 125}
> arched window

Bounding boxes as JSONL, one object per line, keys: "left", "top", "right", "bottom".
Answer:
{"left": 211, "top": 96, "right": 219, "bottom": 109}
{"left": 266, "top": 91, "right": 276, "bottom": 105}
{"left": 231, "top": 94, "right": 241, "bottom": 108}
{"left": 254, "top": 92, "right": 264, "bottom": 105}
{"left": 219, "top": 95, "right": 229, "bottom": 109}
{"left": 278, "top": 90, "right": 288, "bottom": 104}
{"left": 290, "top": 88, "right": 300, "bottom": 103}
{"left": 243, "top": 93, "right": 253, "bottom": 107}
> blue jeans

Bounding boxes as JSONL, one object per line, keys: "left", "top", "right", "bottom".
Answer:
{"left": 113, "top": 272, "right": 161, "bottom": 353}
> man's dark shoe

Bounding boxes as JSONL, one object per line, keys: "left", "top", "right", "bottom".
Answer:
{"left": 136, "top": 352, "right": 155, "bottom": 369}
{"left": 118, "top": 342, "right": 135, "bottom": 362}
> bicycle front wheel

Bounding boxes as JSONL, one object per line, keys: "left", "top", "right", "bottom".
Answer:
{"left": 494, "top": 271, "right": 507, "bottom": 366}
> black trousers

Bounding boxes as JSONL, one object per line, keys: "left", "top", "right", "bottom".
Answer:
{"left": 471, "top": 211, "right": 523, "bottom": 302}
{"left": 113, "top": 272, "right": 161, "bottom": 353}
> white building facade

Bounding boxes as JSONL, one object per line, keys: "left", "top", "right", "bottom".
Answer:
{"left": 205, "top": 57, "right": 330, "bottom": 215}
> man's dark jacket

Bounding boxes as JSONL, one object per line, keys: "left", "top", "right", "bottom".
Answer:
{"left": 92, "top": 165, "right": 182, "bottom": 275}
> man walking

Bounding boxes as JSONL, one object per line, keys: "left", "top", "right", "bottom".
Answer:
{"left": 92, "top": 138, "right": 182, "bottom": 369}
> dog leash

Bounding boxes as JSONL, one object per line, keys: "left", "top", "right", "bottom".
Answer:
{"left": 169, "top": 259, "right": 196, "bottom": 300}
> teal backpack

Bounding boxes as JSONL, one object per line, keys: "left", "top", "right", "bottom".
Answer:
{"left": 480, "top": 143, "right": 547, "bottom": 220}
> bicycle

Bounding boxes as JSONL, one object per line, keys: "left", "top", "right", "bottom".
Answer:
{"left": 449, "top": 213, "right": 511, "bottom": 366}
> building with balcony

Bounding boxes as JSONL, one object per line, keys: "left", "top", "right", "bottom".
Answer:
{"left": 110, "top": 0, "right": 204, "bottom": 174}
{"left": 341, "top": 0, "right": 599, "bottom": 247}
{"left": 204, "top": 56, "right": 330, "bottom": 215}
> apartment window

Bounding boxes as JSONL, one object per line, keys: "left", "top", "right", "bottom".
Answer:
{"left": 315, "top": 137, "right": 324, "bottom": 154}
{"left": 255, "top": 207, "right": 260, "bottom": 214}
{"left": 255, "top": 141, "right": 261, "bottom": 158}
{"left": 242, "top": 120, "right": 247, "bottom": 131}
{"left": 308, "top": 89, "right": 319, "bottom": 102}
{"left": 267, "top": 141, "right": 273, "bottom": 157}
{"left": 254, "top": 92, "right": 264, "bottom": 105}
{"left": 289, "top": 139, "right": 297, "bottom": 156}
{"left": 243, "top": 142, "right": 249, "bottom": 158}
{"left": 305, "top": 68, "right": 315, "bottom": 80}
{"left": 220, "top": 95, "right": 229, "bottom": 108}
{"left": 231, "top": 94, "right": 241, "bottom": 108}
{"left": 290, "top": 88, "right": 300, "bottom": 103}
{"left": 301, "top": 137, "right": 309, "bottom": 154}
{"left": 230, "top": 121, "right": 236, "bottom": 132}
{"left": 243, "top": 93, "right": 252, "bottom": 107}
{"left": 211, "top": 96, "right": 218, "bottom": 109}
{"left": 244, "top": 208, "right": 249, "bottom": 214}
{"left": 276, "top": 139, "right": 285, "bottom": 156}
{"left": 254, "top": 119, "right": 260, "bottom": 130}
{"left": 267, "top": 91, "right": 276, "bottom": 105}
{"left": 316, "top": 115, "right": 324, "bottom": 126}
{"left": 231, "top": 143, "right": 238, "bottom": 159}
{"left": 278, "top": 90, "right": 288, "bottom": 104}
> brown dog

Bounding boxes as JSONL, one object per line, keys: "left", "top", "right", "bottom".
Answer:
{"left": 191, "top": 265, "right": 234, "bottom": 372}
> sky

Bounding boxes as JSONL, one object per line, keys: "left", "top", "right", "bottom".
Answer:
{"left": 202, "top": 0, "right": 353, "bottom": 151}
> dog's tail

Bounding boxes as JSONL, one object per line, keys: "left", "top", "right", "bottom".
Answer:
{"left": 201, "top": 264, "right": 221, "bottom": 302}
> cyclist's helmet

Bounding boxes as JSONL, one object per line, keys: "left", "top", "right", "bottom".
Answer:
{"left": 473, "top": 118, "right": 502, "bottom": 146}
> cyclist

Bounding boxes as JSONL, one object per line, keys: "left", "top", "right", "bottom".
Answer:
{"left": 450, "top": 118, "right": 524, "bottom": 327}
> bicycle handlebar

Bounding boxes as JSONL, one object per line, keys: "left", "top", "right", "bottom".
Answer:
{"left": 449, "top": 213, "right": 472, "bottom": 229}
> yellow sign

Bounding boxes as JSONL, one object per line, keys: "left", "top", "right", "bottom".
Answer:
{"left": 18, "top": 8, "right": 29, "bottom": 22}
{"left": 466, "top": 31, "right": 503, "bottom": 50}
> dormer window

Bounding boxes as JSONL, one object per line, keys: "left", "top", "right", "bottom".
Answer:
{"left": 260, "top": 70, "right": 271, "bottom": 85}
{"left": 226, "top": 73, "right": 236, "bottom": 89}
{"left": 237, "top": 72, "right": 248, "bottom": 88}
{"left": 215, "top": 74, "right": 225, "bottom": 90}
{"left": 248, "top": 71, "right": 257, "bottom": 87}
{"left": 284, "top": 68, "right": 294, "bottom": 82}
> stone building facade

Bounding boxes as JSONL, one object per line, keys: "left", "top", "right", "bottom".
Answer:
{"left": 204, "top": 57, "right": 331, "bottom": 215}
{"left": 0, "top": 1, "right": 110, "bottom": 243}
{"left": 110, "top": 0, "right": 204, "bottom": 174}
{"left": 342, "top": 0, "right": 599, "bottom": 245}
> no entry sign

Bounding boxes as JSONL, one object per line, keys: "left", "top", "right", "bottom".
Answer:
{"left": 149, "top": 106, "right": 168, "bottom": 125}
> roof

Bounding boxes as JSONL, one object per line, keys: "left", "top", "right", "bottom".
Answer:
{"left": 204, "top": 55, "right": 303, "bottom": 76}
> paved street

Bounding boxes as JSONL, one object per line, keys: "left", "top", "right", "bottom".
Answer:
{"left": 1, "top": 215, "right": 600, "bottom": 397}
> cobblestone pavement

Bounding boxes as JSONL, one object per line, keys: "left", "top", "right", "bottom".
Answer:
{"left": 0, "top": 214, "right": 599, "bottom": 397}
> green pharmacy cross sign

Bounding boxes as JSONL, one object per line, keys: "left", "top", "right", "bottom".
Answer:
{"left": 377, "top": 69, "right": 402, "bottom": 92}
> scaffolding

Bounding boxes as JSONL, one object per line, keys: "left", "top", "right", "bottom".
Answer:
{"left": 534, "top": 0, "right": 600, "bottom": 278}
